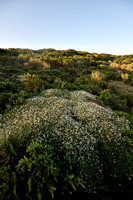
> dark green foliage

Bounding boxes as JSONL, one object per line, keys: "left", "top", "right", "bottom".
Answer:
{"left": 113, "top": 110, "right": 130, "bottom": 118}
{"left": 0, "top": 91, "right": 29, "bottom": 113}
{"left": 0, "top": 92, "right": 12, "bottom": 112}
{"left": 96, "top": 138, "right": 133, "bottom": 200}
{"left": 122, "top": 129, "right": 133, "bottom": 149}
{"left": 99, "top": 89, "right": 109, "bottom": 104}
{"left": 0, "top": 140, "right": 84, "bottom": 200}
{"left": 113, "top": 110, "right": 133, "bottom": 150}
{"left": 0, "top": 81, "right": 17, "bottom": 93}
{"left": 6, "top": 91, "right": 29, "bottom": 110}
{"left": 107, "top": 82, "right": 133, "bottom": 113}
{"left": 0, "top": 129, "right": 31, "bottom": 199}
{"left": 97, "top": 81, "right": 108, "bottom": 89}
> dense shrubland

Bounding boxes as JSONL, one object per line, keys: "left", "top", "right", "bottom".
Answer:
{"left": 0, "top": 48, "right": 133, "bottom": 199}
{"left": 0, "top": 48, "right": 133, "bottom": 113}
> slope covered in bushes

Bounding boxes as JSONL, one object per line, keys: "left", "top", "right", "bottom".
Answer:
{"left": 0, "top": 89, "right": 132, "bottom": 199}
{"left": 0, "top": 48, "right": 133, "bottom": 114}
{"left": 0, "top": 48, "right": 133, "bottom": 199}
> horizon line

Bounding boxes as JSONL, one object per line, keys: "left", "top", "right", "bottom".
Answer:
{"left": 0, "top": 47, "right": 133, "bottom": 56}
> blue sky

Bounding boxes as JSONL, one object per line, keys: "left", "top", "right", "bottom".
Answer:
{"left": 0, "top": 0, "right": 133, "bottom": 55}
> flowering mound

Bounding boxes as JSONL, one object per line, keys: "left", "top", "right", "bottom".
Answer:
{"left": 1, "top": 89, "right": 132, "bottom": 191}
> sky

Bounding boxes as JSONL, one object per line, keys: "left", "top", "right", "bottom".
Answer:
{"left": 0, "top": 0, "right": 133, "bottom": 55}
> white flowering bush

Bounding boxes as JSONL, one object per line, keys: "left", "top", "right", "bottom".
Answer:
{"left": 0, "top": 89, "right": 132, "bottom": 198}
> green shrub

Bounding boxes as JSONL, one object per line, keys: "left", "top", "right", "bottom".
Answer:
{"left": 0, "top": 127, "right": 31, "bottom": 200}
{"left": 9, "top": 91, "right": 28, "bottom": 104}
{"left": 99, "top": 89, "right": 109, "bottom": 104}
{"left": 91, "top": 71, "right": 101, "bottom": 83}
{"left": 113, "top": 110, "right": 130, "bottom": 118}
{"left": 64, "top": 83, "right": 79, "bottom": 90}
{"left": 108, "top": 93, "right": 128, "bottom": 111}
{"left": 54, "top": 77, "right": 67, "bottom": 90}
{"left": 122, "top": 129, "right": 133, "bottom": 149}
{"left": 0, "top": 140, "right": 84, "bottom": 200}
{"left": 107, "top": 81, "right": 133, "bottom": 113}
{"left": 21, "top": 73, "right": 42, "bottom": 93}
{"left": 0, "top": 81, "right": 17, "bottom": 93}
{"left": 28, "top": 58, "right": 50, "bottom": 70}
{"left": 0, "top": 92, "right": 12, "bottom": 113}
{"left": 89, "top": 83, "right": 102, "bottom": 95}
{"left": 105, "top": 71, "right": 121, "bottom": 81}
{"left": 97, "top": 81, "right": 108, "bottom": 89}
{"left": 113, "top": 110, "right": 133, "bottom": 150}
{"left": 0, "top": 90, "right": 30, "bottom": 113}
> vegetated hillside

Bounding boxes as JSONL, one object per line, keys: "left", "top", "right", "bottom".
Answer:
{"left": 0, "top": 48, "right": 133, "bottom": 199}
{"left": 0, "top": 48, "right": 133, "bottom": 113}
{"left": 0, "top": 89, "right": 133, "bottom": 199}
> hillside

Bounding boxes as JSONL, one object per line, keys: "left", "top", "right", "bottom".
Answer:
{"left": 0, "top": 48, "right": 133, "bottom": 113}
{"left": 0, "top": 49, "right": 133, "bottom": 199}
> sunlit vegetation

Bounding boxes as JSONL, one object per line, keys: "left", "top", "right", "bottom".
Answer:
{"left": 121, "top": 73, "right": 129, "bottom": 81}
{"left": 0, "top": 48, "right": 133, "bottom": 199}
{"left": 91, "top": 71, "right": 102, "bottom": 83}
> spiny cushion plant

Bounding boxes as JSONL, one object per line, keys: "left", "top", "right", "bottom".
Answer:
{"left": 0, "top": 89, "right": 133, "bottom": 199}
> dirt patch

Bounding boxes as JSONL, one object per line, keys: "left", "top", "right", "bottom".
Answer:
{"left": 71, "top": 111, "right": 79, "bottom": 122}
{"left": 87, "top": 99, "right": 106, "bottom": 108}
